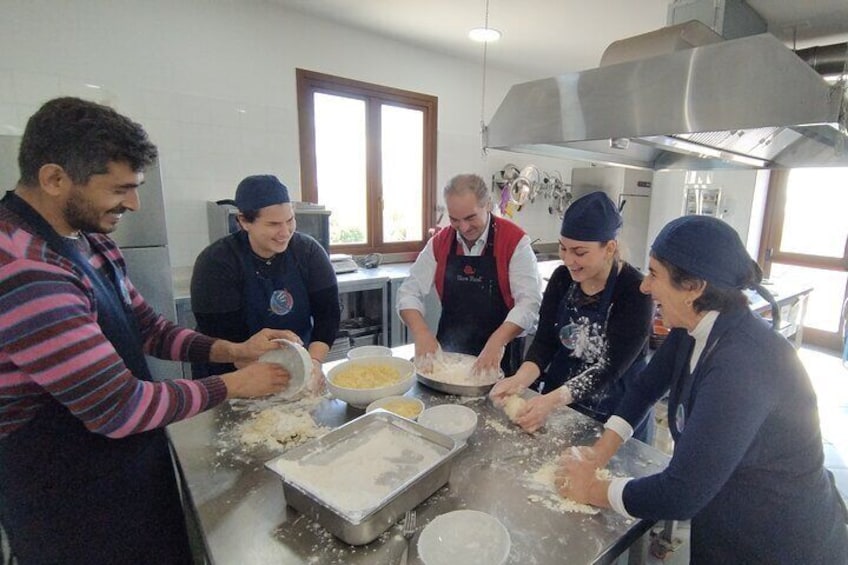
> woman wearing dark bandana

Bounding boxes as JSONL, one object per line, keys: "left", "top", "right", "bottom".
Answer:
{"left": 557, "top": 215, "right": 848, "bottom": 564}
{"left": 491, "top": 191, "right": 654, "bottom": 439}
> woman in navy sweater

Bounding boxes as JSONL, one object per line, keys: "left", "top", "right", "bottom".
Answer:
{"left": 557, "top": 215, "right": 848, "bottom": 564}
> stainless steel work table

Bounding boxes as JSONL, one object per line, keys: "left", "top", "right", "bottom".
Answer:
{"left": 168, "top": 345, "right": 670, "bottom": 564}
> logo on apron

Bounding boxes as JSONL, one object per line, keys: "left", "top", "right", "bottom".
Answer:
{"left": 558, "top": 315, "right": 607, "bottom": 363}
{"left": 117, "top": 276, "right": 132, "bottom": 307}
{"left": 463, "top": 265, "right": 476, "bottom": 275}
{"left": 269, "top": 288, "right": 294, "bottom": 315}
{"left": 675, "top": 403, "right": 686, "bottom": 433}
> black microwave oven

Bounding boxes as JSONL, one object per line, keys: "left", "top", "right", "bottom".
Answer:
{"left": 206, "top": 201, "right": 331, "bottom": 253}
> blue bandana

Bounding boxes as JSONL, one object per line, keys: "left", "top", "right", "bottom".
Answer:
{"left": 560, "top": 191, "right": 622, "bottom": 241}
{"left": 652, "top": 215, "right": 753, "bottom": 289}
{"left": 229, "top": 175, "right": 290, "bottom": 212}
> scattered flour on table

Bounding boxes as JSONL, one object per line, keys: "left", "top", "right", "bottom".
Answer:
{"left": 485, "top": 418, "right": 514, "bottom": 435}
{"left": 268, "top": 426, "right": 445, "bottom": 518}
{"left": 225, "top": 396, "right": 329, "bottom": 452}
{"left": 525, "top": 461, "right": 614, "bottom": 515}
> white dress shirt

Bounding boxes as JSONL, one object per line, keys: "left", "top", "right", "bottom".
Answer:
{"left": 396, "top": 214, "right": 542, "bottom": 334}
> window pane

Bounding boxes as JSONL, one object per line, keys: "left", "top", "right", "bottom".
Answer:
{"left": 770, "top": 263, "right": 847, "bottom": 333}
{"left": 314, "top": 92, "right": 367, "bottom": 245}
{"left": 381, "top": 104, "right": 423, "bottom": 243}
{"left": 780, "top": 168, "right": 848, "bottom": 257}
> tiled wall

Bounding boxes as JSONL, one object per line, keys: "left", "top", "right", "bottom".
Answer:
{"left": 1, "top": 0, "right": 551, "bottom": 267}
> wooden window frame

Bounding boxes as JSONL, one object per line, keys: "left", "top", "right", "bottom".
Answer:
{"left": 296, "top": 69, "right": 437, "bottom": 255}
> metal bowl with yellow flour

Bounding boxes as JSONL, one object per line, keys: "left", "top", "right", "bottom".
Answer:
{"left": 415, "top": 352, "right": 503, "bottom": 396}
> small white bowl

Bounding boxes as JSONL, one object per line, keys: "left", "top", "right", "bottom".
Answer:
{"left": 417, "top": 404, "right": 478, "bottom": 443}
{"left": 366, "top": 396, "right": 425, "bottom": 420}
{"left": 258, "top": 339, "right": 311, "bottom": 400}
{"left": 326, "top": 356, "right": 415, "bottom": 408}
{"left": 418, "top": 509, "right": 510, "bottom": 565}
{"left": 347, "top": 345, "right": 392, "bottom": 360}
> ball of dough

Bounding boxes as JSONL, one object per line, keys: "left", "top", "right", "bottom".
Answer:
{"left": 503, "top": 395, "right": 527, "bottom": 422}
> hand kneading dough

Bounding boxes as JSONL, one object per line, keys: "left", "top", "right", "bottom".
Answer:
{"left": 503, "top": 395, "right": 527, "bottom": 422}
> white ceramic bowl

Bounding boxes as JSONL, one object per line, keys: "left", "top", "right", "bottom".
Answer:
{"left": 326, "top": 356, "right": 415, "bottom": 409}
{"left": 258, "top": 339, "right": 311, "bottom": 400}
{"left": 417, "top": 404, "right": 478, "bottom": 443}
{"left": 347, "top": 345, "right": 393, "bottom": 360}
{"left": 366, "top": 396, "right": 425, "bottom": 420}
{"left": 417, "top": 509, "right": 510, "bottom": 565}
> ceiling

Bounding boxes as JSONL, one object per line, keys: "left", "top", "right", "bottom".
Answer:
{"left": 274, "top": 0, "right": 848, "bottom": 78}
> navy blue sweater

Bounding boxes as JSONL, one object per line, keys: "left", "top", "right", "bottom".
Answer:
{"left": 615, "top": 307, "right": 848, "bottom": 564}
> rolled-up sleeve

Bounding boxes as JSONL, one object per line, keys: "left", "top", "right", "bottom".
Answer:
{"left": 396, "top": 239, "right": 437, "bottom": 314}
{"left": 505, "top": 236, "right": 542, "bottom": 333}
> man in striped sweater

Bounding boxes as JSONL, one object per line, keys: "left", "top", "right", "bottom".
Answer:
{"left": 0, "top": 97, "right": 294, "bottom": 564}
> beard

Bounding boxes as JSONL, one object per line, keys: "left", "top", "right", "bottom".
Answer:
{"left": 64, "top": 190, "right": 126, "bottom": 234}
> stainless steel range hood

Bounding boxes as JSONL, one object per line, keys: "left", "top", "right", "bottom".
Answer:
{"left": 485, "top": 24, "right": 848, "bottom": 170}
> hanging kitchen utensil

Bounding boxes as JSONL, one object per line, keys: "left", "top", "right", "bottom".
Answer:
{"left": 500, "top": 164, "right": 520, "bottom": 182}
{"left": 511, "top": 165, "right": 540, "bottom": 206}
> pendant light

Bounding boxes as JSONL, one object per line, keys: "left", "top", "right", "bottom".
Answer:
{"left": 471, "top": 0, "right": 500, "bottom": 155}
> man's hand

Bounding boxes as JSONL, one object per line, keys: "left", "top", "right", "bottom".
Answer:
{"left": 221, "top": 362, "right": 290, "bottom": 399}
{"left": 473, "top": 341, "right": 504, "bottom": 374}
{"left": 233, "top": 329, "right": 300, "bottom": 364}
{"left": 413, "top": 333, "right": 440, "bottom": 372}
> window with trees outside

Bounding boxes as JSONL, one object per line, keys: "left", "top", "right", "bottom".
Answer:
{"left": 296, "top": 69, "right": 437, "bottom": 255}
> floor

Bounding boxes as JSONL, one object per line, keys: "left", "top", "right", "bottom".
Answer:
{"left": 630, "top": 345, "right": 848, "bottom": 564}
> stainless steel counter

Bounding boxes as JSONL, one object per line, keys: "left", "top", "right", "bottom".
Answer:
{"left": 168, "top": 345, "right": 669, "bottom": 564}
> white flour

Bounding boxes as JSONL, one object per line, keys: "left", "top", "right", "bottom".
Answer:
{"left": 225, "top": 396, "right": 328, "bottom": 452}
{"left": 269, "top": 426, "right": 446, "bottom": 519}
{"left": 418, "top": 352, "right": 500, "bottom": 386}
{"left": 525, "top": 461, "right": 614, "bottom": 515}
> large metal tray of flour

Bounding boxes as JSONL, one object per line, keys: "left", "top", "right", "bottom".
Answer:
{"left": 265, "top": 410, "right": 463, "bottom": 545}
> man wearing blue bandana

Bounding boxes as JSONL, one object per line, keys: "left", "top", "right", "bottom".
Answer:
{"left": 491, "top": 191, "right": 654, "bottom": 439}
{"left": 191, "top": 175, "right": 340, "bottom": 382}
{"left": 557, "top": 215, "right": 848, "bottom": 564}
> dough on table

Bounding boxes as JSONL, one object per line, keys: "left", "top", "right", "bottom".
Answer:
{"left": 503, "top": 395, "right": 527, "bottom": 422}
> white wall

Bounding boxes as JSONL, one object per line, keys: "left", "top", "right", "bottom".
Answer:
{"left": 0, "top": 0, "right": 546, "bottom": 267}
{"left": 646, "top": 169, "right": 771, "bottom": 266}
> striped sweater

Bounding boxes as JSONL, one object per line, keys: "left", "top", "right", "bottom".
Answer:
{"left": 0, "top": 203, "right": 226, "bottom": 439}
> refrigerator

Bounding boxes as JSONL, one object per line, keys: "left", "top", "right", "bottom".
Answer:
{"left": 570, "top": 167, "right": 654, "bottom": 273}
{"left": 0, "top": 134, "right": 180, "bottom": 381}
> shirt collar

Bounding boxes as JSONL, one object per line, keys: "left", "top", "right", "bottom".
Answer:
{"left": 688, "top": 310, "right": 719, "bottom": 370}
{"left": 454, "top": 213, "right": 491, "bottom": 253}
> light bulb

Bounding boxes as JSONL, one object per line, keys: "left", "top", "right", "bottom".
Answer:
{"left": 469, "top": 27, "right": 501, "bottom": 42}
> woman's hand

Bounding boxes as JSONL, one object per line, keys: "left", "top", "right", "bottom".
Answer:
{"left": 514, "top": 392, "right": 563, "bottom": 433}
{"left": 307, "top": 358, "right": 326, "bottom": 396}
{"left": 489, "top": 375, "right": 526, "bottom": 406}
{"left": 554, "top": 446, "right": 599, "bottom": 504}
{"left": 221, "top": 362, "right": 290, "bottom": 399}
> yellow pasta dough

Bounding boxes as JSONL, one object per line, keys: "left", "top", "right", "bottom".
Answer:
{"left": 333, "top": 363, "right": 401, "bottom": 389}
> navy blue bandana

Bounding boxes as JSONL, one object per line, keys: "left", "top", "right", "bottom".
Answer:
{"left": 652, "top": 215, "right": 753, "bottom": 289}
{"left": 224, "top": 174, "right": 290, "bottom": 212}
{"left": 560, "top": 191, "right": 622, "bottom": 241}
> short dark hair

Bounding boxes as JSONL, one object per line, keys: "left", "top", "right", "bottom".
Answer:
{"left": 240, "top": 209, "right": 260, "bottom": 223}
{"left": 654, "top": 253, "right": 749, "bottom": 313}
{"left": 18, "top": 97, "right": 158, "bottom": 186}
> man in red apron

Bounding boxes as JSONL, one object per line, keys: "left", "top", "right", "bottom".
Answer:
{"left": 398, "top": 174, "right": 542, "bottom": 375}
